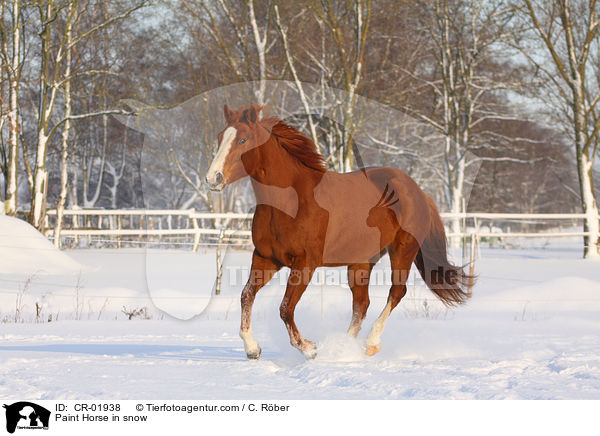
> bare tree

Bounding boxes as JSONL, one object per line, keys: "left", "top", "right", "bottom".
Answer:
{"left": 308, "top": 0, "right": 372, "bottom": 172}
{"left": 273, "top": 3, "right": 321, "bottom": 149}
{"left": 54, "top": 0, "right": 75, "bottom": 246}
{"left": 29, "top": 0, "right": 147, "bottom": 231}
{"left": 175, "top": 0, "right": 273, "bottom": 104}
{"left": 0, "top": 2, "right": 4, "bottom": 214}
{"left": 0, "top": 0, "right": 23, "bottom": 216}
{"left": 404, "top": 0, "right": 519, "bottom": 245}
{"left": 515, "top": 0, "right": 600, "bottom": 258}
{"left": 247, "top": 0, "right": 270, "bottom": 104}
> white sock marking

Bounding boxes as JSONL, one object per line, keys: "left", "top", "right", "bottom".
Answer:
{"left": 240, "top": 328, "right": 260, "bottom": 355}
{"left": 366, "top": 302, "right": 392, "bottom": 347}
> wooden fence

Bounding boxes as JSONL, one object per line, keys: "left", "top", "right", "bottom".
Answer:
{"left": 41, "top": 209, "right": 594, "bottom": 252}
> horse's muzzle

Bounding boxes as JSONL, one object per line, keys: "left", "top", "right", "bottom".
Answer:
{"left": 205, "top": 172, "right": 225, "bottom": 191}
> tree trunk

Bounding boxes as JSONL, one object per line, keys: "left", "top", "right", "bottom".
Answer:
{"left": 578, "top": 152, "right": 600, "bottom": 258}
{"left": 248, "top": 0, "right": 267, "bottom": 105}
{"left": 55, "top": 5, "right": 74, "bottom": 247}
{"left": 573, "top": 79, "right": 599, "bottom": 258}
{"left": 449, "top": 160, "right": 465, "bottom": 249}
{"left": 31, "top": 132, "right": 49, "bottom": 230}
{"left": 273, "top": 4, "right": 321, "bottom": 150}
{"left": 6, "top": 0, "right": 21, "bottom": 216}
{"left": 30, "top": 0, "right": 55, "bottom": 230}
{"left": 520, "top": 0, "right": 600, "bottom": 258}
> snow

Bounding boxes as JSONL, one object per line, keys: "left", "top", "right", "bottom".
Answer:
{"left": 1, "top": 219, "right": 599, "bottom": 399}
{"left": 0, "top": 216, "right": 82, "bottom": 275}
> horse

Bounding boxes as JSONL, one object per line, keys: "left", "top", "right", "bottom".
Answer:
{"left": 205, "top": 103, "right": 472, "bottom": 359}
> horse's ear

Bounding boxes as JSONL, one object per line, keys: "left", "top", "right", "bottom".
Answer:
{"left": 224, "top": 104, "right": 234, "bottom": 123}
{"left": 245, "top": 104, "right": 261, "bottom": 124}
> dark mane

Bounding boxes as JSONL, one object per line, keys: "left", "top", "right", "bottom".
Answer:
{"left": 263, "top": 117, "right": 327, "bottom": 173}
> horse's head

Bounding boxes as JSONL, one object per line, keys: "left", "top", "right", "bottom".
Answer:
{"left": 205, "top": 103, "right": 272, "bottom": 191}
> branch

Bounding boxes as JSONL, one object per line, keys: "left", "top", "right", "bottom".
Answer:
{"left": 274, "top": 3, "right": 320, "bottom": 147}
{"left": 578, "top": 0, "right": 599, "bottom": 70}
{"left": 506, "top": 38, "right": 569, "bottom": 100}
{"left": 66, "top": 1, "right": 148, "bottom": 53}
{"left": 465, "top": 156, "right": 547, "bottom": 166}
{"left": 167, "top": 148, "right": 209, "bottom": 202}
{"left": 48, "top": 109, "right": 136, "bottom": 144}
{"left": 521, "top": 0, "right": 572, "bottom": 87}
{"left": 551, "top": 169, "right": 581, "bottom": 201}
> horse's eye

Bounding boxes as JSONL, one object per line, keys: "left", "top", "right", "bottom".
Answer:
{"left": 239, "top": 138, "right": 247, "bottom": 144}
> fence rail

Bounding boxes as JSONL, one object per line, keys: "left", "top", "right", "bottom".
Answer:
{"left": 41, "top": 208, "right": 595, "bottom": 250}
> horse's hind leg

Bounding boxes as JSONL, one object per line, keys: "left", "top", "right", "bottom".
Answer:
{"left": 347, "top": 263, "right": 373, "bottom": 337}
{"left": 240, "top": 251, "right": 281, "bottom": 359}
{"left": 365, "top": 232, "right": 420, "bottom": 356}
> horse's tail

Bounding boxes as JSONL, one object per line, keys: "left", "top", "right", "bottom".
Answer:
{"left": 413, "top": 197, "right": 474, "bottom": 306}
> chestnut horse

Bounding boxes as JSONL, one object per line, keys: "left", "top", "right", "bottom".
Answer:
{"left": 206, "top": 104, "right": 472, "bottom": 359}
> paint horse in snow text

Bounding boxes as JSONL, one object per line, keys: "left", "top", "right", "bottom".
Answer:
{"left": 206, "top": 104, "right": 473, "bottom": 359}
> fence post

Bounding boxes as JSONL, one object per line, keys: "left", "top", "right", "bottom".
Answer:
{"left": 117, "top": 215, "right": 122, "bottom": 248}
{"left": 190, "top": 209, "right": 200, "bottom": 252}
{"left": 157, "top": 215, "right": 162, "bottom": 246}
{"left": 215, "top": 229, "right": 225, "bottom": 295}
{"left": 463, "top": 199, "right": 468, "bottom": 259}
{"left": 138, "top": 214, "right": 143, "bottom": 244}
{"left": 468, "top": 233, "right": 476, "bottom": 298}
{"left": 148, "top": 216, "right": 154, "bottom": 246}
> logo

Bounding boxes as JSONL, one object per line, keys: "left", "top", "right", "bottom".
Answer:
{"left": 3, "top": 402, "right": 50, "bottom": 433}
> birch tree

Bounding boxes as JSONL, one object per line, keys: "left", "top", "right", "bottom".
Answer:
{"left": 104, "top": 143, "right": 126, "bottom": 209}
{"left": 176, "top": 0, "right": 273, "bottom": 104}
{"left": 0, "top": 1, "right": 4, "bottom": 213}
{"left": 406, "top": 0, "right": 517, "bottom": 245}
{"left": 273, "top": 4, "right": 321, "bottom": 149}
{"left": 247, "top": 0, "right": 270, "bottom": 104}
{"left": 0, "top": 0, "right": 23, "bottom": 216}
{"left": 29, "top": 0, "right": 147, "bottom": 231}
{"left": 308, "top": 0, "right": 372, "bottom": 172}
{"left": 515, "top": 0, "right": 600, "bottom": 258}
{"left": 54, "top": 0, "right": 74, "bottom": 246}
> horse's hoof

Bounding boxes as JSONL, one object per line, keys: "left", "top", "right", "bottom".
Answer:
{"left": 365, "top": 344, "right": 381, "bottom": 356}
{"left": 303, "top": 348, "right": 317, "bottom": 360}
{"left": 302, "top": 341, "right": 317, "bottom": 360}
{"left": 246, "top": 346, "right": 261, "bottom": 360}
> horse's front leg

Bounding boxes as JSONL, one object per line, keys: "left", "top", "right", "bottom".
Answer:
{"left": 240, "top": 251, "right": 281, "bottom": 359}
{"left": 347, "top": 263, "right": 373, "bottom": 337}
{"left": 280, "top": 262, "right": 317, "bottom": 359}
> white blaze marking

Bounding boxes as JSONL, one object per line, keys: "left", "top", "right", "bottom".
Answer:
{"left": 207, "top": 126, "right": 237, "bottom": 184}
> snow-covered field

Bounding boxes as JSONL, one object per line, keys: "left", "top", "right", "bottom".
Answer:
{"left": 1, "top": 215, "right": 600, "bottom": 399}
